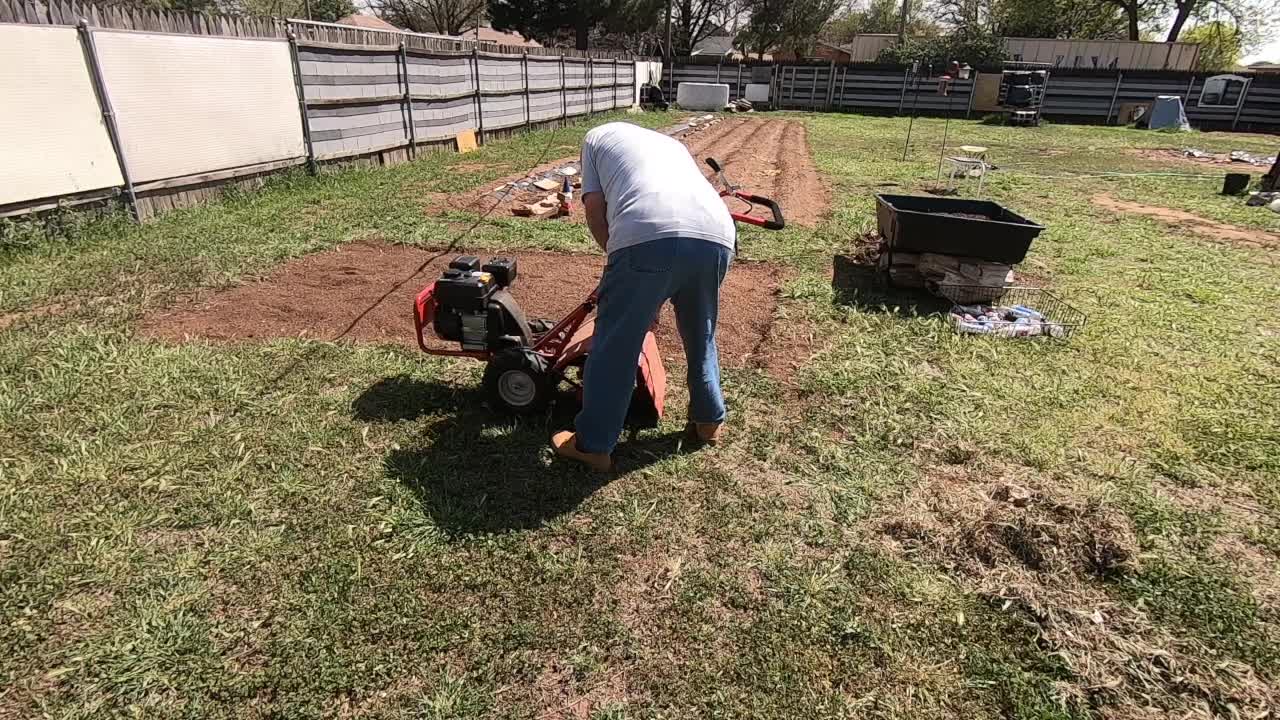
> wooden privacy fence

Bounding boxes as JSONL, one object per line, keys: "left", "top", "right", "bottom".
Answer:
{"left": 1, "top": 6, "right": 646, "bottom": 220}
{"left": 0, "top": 0, "right": 639, "bottom": 57}
{"left": 666, "top": 60, "right": 1280, "bottom": 132}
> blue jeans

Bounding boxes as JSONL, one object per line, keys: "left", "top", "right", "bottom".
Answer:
{"left": 575, "top": 237, "right": 733, "bottom": 455}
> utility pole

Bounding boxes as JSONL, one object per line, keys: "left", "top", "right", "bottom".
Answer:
{"left": 896, "top": 0, "right": 911, "bottom": 44}
{"left": 664, "top": 0, "right": 673, "bottom": 59}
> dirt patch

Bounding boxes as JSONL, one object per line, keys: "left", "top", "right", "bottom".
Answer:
{"left": 0, "top": 302, "right": 66, "bottom": 332}
{"left": 1092, "top": 193, "right": 1279, "bottom": 250}
{"left": 141, "top": 242, "right": 788, "bottom": 369}
{"left": 443, "top": 119, "right": 830, "bottom": 228}
{"left": 875, "top": 463, "right": 1276, "bottom": 717}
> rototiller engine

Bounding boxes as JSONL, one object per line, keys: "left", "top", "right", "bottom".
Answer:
{"left": 411, "top": 156, "right": 784, "bottom": 424}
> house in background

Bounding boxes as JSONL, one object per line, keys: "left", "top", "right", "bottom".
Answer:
{"left": 1247, "top": 61, "right": 1280, "bottom": 74}
{"left": 772, "top": 41, "right": 853, "bottom": 63}
{"left": 468, "top": 25, "right": 541, "bottom": 48}
{"left": 690, "top": 25, "right": 736, "bottom": 59}
{"left": 335, "top": 13, "right": 401, "bottom": 32}
{"left": 334, "top": 14, "right": 539, "bottom": 48}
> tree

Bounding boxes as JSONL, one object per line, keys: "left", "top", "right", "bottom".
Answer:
{"left": 989, "top": 0, "right": 1129, "bottom": 38}
{"left": 878, "top": 23, "right": 1006, "bottom": 65}
{"left": 238, "top": 0, "right": 355, "bottom": 21}
{"left": 821, "top": 0, "right": 937, "bottom": 44}
{"left": 1181, "top": 21, "right": 1242, "bottom": 69}
{"left": 373, "top": 0, "right": 484, "bottom": 34}
{"left": 736, "top": 0, "right": 842, "bottom": 59}
{"left": 1163, "top": 0, "right": 1271, "bottom": 43}
{"left": 670, "top": 0, "right": 734, "bottom": 55}
{"left": 1103, "top": 0, "right": 1167, "bottom": 41}
{"left": 487, "top": 0, "right": 652, "bottom": 50}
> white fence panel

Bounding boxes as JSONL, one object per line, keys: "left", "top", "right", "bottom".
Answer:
{"left": 94, "top": 31, "right": 304, "bottom": 183}
{"left": 0, "top": 25, "right": 123, "bottom": 205}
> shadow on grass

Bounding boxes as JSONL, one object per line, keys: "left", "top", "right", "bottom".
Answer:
{"left": 356, "top": 375, "right": 682, "bottom": 536}
{"left": 831, "top": 254, "right": 951, "bottom": 317}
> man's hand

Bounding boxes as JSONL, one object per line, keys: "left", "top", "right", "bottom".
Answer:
{"left": 583, "top": 191, "right": 609, "bottom": 252}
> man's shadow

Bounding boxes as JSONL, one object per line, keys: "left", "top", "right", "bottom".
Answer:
{"left": 831, "top": 254, "right": 952, "bottom": 317}
{"left": 354, "top": 375, "right": 681, "bottom": 538}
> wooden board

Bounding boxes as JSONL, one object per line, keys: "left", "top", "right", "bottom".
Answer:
{"left": 972, "top": 73, "right": 1002, "bottom": 113}
{"left": 456, "top": 129, "right": 478, "bottom": 154}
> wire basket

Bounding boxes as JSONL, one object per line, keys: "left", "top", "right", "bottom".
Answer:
{"left": 937, "top": 285, "right": 1086, "bottom": 339}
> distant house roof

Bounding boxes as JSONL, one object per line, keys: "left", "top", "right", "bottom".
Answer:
{"left": 336, "top": 14, "right": 401, "bottom": 32}
{"left": 471, "top": 26, "right": 541, "bottom": 48}
{"left": 1247, "top": 61, "right": 1280, "bottom": 72}
{"left": 691, "top": 33, "right": 734, "bottom": 57}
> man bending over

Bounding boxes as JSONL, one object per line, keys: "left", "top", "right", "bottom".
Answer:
{"left": 552, "top": 122, "right": 735, "bottom": 471}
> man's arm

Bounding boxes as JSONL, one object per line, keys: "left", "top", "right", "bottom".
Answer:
{"left": 583, "top": 191, "right": 608, "bottom": 251}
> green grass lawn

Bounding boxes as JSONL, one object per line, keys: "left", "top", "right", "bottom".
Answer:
{"left": 2, "top": 111, "right": 1278, "bottom": 719}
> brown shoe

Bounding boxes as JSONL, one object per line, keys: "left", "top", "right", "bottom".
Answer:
{"left": 684, "top": 421, "right": 724, "bottom": 446}
{"left": 551, "top": 431, "right": 614, "bottom": 472}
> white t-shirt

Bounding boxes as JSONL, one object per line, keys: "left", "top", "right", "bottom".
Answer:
{"left": 580, "top": 122, "right": 736, "bottom": 255}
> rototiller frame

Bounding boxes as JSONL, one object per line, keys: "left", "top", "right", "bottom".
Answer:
{"left": 412, "top": 156, "right": 784, "bottom": 423}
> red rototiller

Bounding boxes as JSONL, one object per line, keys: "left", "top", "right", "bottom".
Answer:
{"left": 412, "top": 157, "right": 785, "bottom": 424}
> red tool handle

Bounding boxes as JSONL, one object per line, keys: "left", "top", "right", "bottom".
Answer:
{"left": 706, "top": 157, "right": 785, "bottom": 231}
{"left": 728, "top": 192, "right": 786, "bottom": 230}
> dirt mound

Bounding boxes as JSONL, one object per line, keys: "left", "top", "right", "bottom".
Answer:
{"left": 1092, "top": 193, "right": 1279, "bottom": 251}
{"left": 141, "top": 242, "right": 790, "bottom": 369}
{"left": 877, "top": 464, "right": 1275, "bottom": 717}
{"left": 445, "top": 119, "right": 830, "bottom": 228}
{"left": 882, "top": 471, "right": 1137, "bottom": 580}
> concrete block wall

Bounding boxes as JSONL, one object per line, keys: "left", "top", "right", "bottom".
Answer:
{"left": 406, "top": 53, "right": 472, "bottom": 98}
{"left": 412, "top": 96, "right": 478, "bottom": 142}
{"left": 481, "top": 93, "right": 526, "bottom": 129}
{"left": 529, "top": 90, "right": 563, "bottom": 122}
{"left": 527, "top": 56, "right": 561, "bottom": 91}
{"left": 565, "top": 87, "right": 589, "bottom": 115}
{"left": 298, "top": 47, "right": 401, "bottom": 102}
{"left": 300, "top": 45, "right": 643, "bottom": 161}
{"left": 478, "top": 56, "right": 523, "bottom": 93}
{"left": 308, "top": 99, "right": 408, "bottom": 156}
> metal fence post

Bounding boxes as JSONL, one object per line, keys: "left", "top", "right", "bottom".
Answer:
{"left": 400, "top": 41, "right": 417, "bottom": 158}
{"left": 715, "top": 61, "right": 721, "bottom": 84}
{"left": 77, "top": 20, "right": 140, "bottom": 220}
{"left": 825, "top": 61, "right": 836, "bottom": 110}
{"left": 1105, "top": 71, "right": 1123, "bottom": 125}
{"left": 735, "top": 63, "right": 743, "bottom": 100}
{"left": 588, "top": 57, "right": 594, "bottom": 115}
{"left": 613, "top": 58, "right": 619, "bottom": 109}
{"left": 1184, "top": 73, "right": 1197, "bottom": 104}
{"left": 896, "top": 67, "right": 910, "bottom": 115}
{"left": 522, "top": 52, "right": 530, "bottom": 128}
{"left": 963, "top": 72, "right": 975, "bottom": 118}
{"left": 837, "top": 66, "right": 848, "bottom": 111}
{"left": 1232, "top": 78, "right": 1251, "bottom": 130}
{"left": 471, "top": 46, "right": 484, "bottom": 143}
{"left": 560, "top": 55, "right": 567, "bottom": 121}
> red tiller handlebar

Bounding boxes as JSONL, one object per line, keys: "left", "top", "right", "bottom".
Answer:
{"left": 706, "top": 157, "right": 786, "bottom": 231}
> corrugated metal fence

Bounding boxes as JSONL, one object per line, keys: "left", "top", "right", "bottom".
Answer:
{"left": 666, "top": 61, "right": 1280, "bottom": 133}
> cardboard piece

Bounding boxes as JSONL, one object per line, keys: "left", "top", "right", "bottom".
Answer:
{"left": 456, "top": 129, "right": 478, "bottom": 154}
{"left": 533, "top": 178, "right": 561, "bottom": 191}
